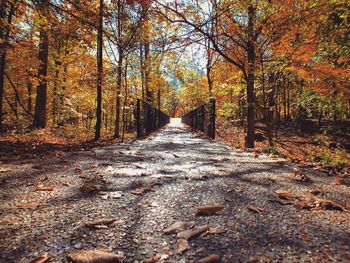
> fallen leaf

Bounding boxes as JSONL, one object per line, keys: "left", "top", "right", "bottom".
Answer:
{"left": 35, "top": 186, "right": 55, "bottom": 191}
{"left": 144, "top": 255, "right": 160, "bottom": 263}
{"left": 177, "top": 225, "right": 209, "bottom": 240}
{"left": 271, "top": 198, "right": 294, "bottom": 205}
{"left": 163, "top": 221, "right": 195, "bottom": 234}
{"left": 315, "top": 199, "right": 346, "bottom": 211}
{"left": 333, "top": 177, "right": 346, "bottom": 185}
{"left": 275, "top": 190, "right": 298, "bottom": 201}
{"left": 0, "top": 167, "right": 11, "bottom": 173}
{"left": 29, "top": 255, "right": 51, "bottom": 263}
{"left": 80, "top": 184, "right": 97, "bottom": 194}
{"left": 196, "top": 205, "right": 225, "bottom": 216}
{"left": 208, "top": 227, "right": 225, "bottom": 234}
{"left": 294, "top": 174, "right": 313, "bottom": 182}
{"left": 84, "top": 219, "right": 116, "bottom": 228}
{"left": 67, "top": 250, "right": 123, "bottom": 263}
{"left": 247, "top": 205, "right": 264, "bottom": 213}
{"left": 176, "top": 239, "right": 190, "bottom": 254}
{"left": 198, "top": 254, "right": 221, "bottom": 263}
{"left": 42, "top": 175, "right": 49, "bottom": 182}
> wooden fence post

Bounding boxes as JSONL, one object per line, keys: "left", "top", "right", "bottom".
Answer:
{"left": 209, "top": 98, "right": 216, "bottom": 139}
{"left": 136, "top": 99, "right": 141, "bottom": 138}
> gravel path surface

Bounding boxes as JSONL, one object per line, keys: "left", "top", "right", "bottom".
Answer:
{"left": 1, "top": 119, "right": 349, "bottom": 263}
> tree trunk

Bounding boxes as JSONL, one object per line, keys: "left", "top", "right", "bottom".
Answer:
{"left": 246, "top": 5, "right": 256, "bottom": 148}
{"left": 266, "top": 74, "right": 276, "bottom": 146}
{"left": 121, "top": 59, "right": 128, "bottom": 141}
{"left": 114, "top": 52, "right": 123, "bottom": 139}
{"left": 282, "top": 75, "right": 287, "bottom": 119}
{"left": 144, "top": 41, "right": 151, "bottom": 103}
{"left": 142, "top": 3, "right": 151, "bottom": 104}
{"left": 0, "top": 2, "right": 14, "bottom": 129}
{"left": 206, "top": 40, "right": 213, "bottom": 97}
{"left": 140, "top": 43, "right": 145, "bottom": 101}
{"left": 27, "top": 70, "right": 33, "bottom": 114}
{"left": 94, "top": 0, "right": 103, "bottom": 140}
{"left": 33, "top": 0, "right": 49, "bottom": 128}
{"left": 52, "top": 63, "right": 60, "bottom": 126}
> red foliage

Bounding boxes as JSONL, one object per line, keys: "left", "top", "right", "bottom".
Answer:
{"left": 125, "top": 0, "right": 151, "bottom": 5}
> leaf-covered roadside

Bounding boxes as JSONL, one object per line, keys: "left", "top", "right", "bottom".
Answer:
{"left": 216, "top": 118, "right": 350, "bottom": 175}
{"left": 0, "top": 127, "right": 124, "bottom": 162}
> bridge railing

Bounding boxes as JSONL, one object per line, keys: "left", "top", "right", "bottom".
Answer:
{"left": 136, "top": 99, "right": 170, "bottom": 138}
{"left": 181, "top": 98, "right": 216, "bottom": 139}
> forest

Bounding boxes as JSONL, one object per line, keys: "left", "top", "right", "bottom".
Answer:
{"left": 0, "top": 1, "right": 350, "bottom": 262}
{"left": 0, "top": 0, "right": 349, "bottom": 166}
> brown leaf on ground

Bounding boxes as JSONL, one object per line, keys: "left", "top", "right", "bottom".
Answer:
{"left": 275, "top": 190, "right": 299, "bottom": 201}
{"left": 198, "top": 254, "right": 221, "bottom": 263}
{"left": 196, "top": 205, "right": 225, "bottom": 216}
{"left": 271, "top": 199, "right": 295, "bottom": 205}
{"left": 208, "top": 227, "right": 225, "bottom": 234}
{"left": 29, "top": 255, "right": 51, "bottom": 263}
{"left": 176, "top": 239, "right": 190, "bottom": 254}
{"left": 247, "top": 205, "right": 264, "bottom": 213}
{"left": 333, "top": 177, "right": 346, "bottom": 185}
{"left": 294, "top": 174, "right": 313, "bottom": 182}
{"left": 294, "top": 198, "right": 317, "bottom": 210}
{"left": 35, "top": 186, "right": 55, "bottom": 191}
{"left": 0, "top": 167, "right": 11, "bottom": 173}
{"left": 84, "top": 219, "right": 116, "bottom": 228}
{"left": 67, "top": 250, "right": 123, "bottom": 263}
{"left": 80, "top": 184, "right": 97, "bottom": 194}
{"left": 315, "top": 199, "right": 347, "bottom": 211}
{"left": 249, "top": 255, "right": 272, "bottom": 263}
{"left": 163, "top": 221, "right": 195, "bottom": 234}
{"left": 144, "top": 255, "right": 160, "bottom": 263}
{"left": 177, "top": 225, "right": 209, "bottom": 240}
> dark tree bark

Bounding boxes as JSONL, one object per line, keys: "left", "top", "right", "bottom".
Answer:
{"left": 114, "top": 0, "right": 123, "bottom": 139}
{"left": 140, "top": 43, "right": 145, "bottom": 101}
{"left": 52, "top": 60, "right": 61, "bottom": 126}
{"left": 114, "top": 52, "right": 122, "bottom": 139}
{"left": 33, "top": 0, "right": 49, "bottom": 128}
{"left": 121, "top": 58, "right": 128, "bottom": 141}
{"left": 142, "top": 3, "right": 151, "bottom": 104}
{"left": 206, "top": 40, "right": 214, "bottom": 97}
{"left": 0, "top": 2, "right": 15, "bottom": 130}
{"left": 27, "top": 70, "right": 33, "bottom": 114}
{"left": 94, "top": 0, "right": 103, "bottom": 140}
{"left": 266, "top": 74, "right": 276, "bottom": 146}
{"left": 246, "top": 5, "right": 256, "bottom": 148}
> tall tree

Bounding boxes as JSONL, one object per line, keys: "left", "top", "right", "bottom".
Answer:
{"left": 33, "top": 0, "right": 50, "bottom": 128}
{"left": 0, "top": 1, "right": 15, "bottom": 129}
{"left": 95, "top": 0, "right": 104, "bottom": 140}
